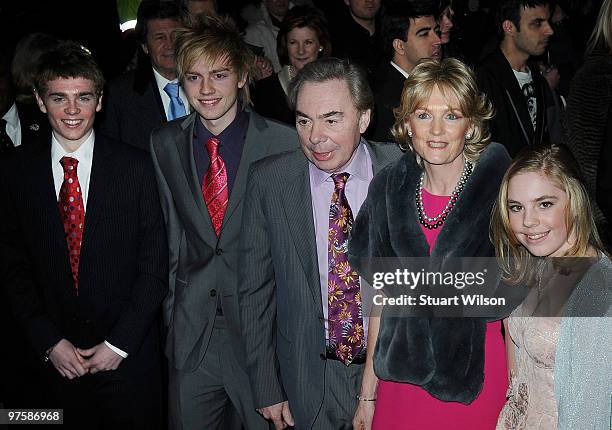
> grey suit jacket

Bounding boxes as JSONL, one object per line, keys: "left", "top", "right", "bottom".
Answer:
{"left": 238, "top": 141, "right": 402, "bottom": 428}
{"left": 151, "top": 110, "right": 297, "bottom": 372}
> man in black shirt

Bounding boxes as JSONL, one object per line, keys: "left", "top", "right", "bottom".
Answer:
{"left": 331, "top": 0, "right": 382, "bottom": 82}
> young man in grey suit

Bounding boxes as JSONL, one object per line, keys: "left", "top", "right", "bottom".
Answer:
{"left": 150, "top": 15, "right": 297, "bottom": 430}
{"left": 238, "top": 58, "right": 402, "bottom": 429}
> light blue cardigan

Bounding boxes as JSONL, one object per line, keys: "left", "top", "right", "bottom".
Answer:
{"left": 555, "top": 254, "right": 612, "bottom": 429}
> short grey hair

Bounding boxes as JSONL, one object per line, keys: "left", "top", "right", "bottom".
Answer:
{"left": 287, "top": 57, "right": 373, "bottom": 113}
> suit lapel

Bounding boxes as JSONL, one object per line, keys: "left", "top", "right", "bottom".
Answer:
{"left": 496, "top": 51, "right": 534, "bottom": 145}
{"left": 80, "top": 137, "right": 113, "bottom": 256}
{"left": 280, "top": 154, "right": 323, "bottom": 315}
{"left": 221, "top": 112, "right": 270, "bottom": 232}
{"left": 533, "top": 73, "right": 546, "bottom": 144}
{"left": 366, "top": 140, "right": 389, "bottom": 175}
{"left": 30, "top": 139, "right": 74, "bottom": 297}
{"left": 135, "top": 63, "right": 167, "bottom": 122}
{"left": 32, "top": 139, "right": 68, "bottom": 250}
{"left": 175, "top": 115, "right": 219, "bottom": 247}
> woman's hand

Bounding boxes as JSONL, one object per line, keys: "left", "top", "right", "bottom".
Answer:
{"left": 353, "top": 399, "right": 376, "bottom": 430}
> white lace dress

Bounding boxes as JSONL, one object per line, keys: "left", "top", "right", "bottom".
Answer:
{"left": 496, "top": 304, "right": 561, "bottom": 430}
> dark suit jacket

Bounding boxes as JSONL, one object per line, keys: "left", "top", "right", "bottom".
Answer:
{"left": 0, "top": 101, "right": 50, "bottom": 406}
{"left": 99, "top": 63, "right": 166, "bottom": 151}
{"left": 238, "top": 141, "right": 403, "bottom": 428}
{"left": 17, "top": 102, "right": 51, "bottom": 147}
{"left": 150, "top": 110, "right": 298, "bottom": 372}
{"left": 477, "top": 48, "right": 549, "bottom": 157}
{"left": 0, "top": 135, "right": 168, "bottom": 376}
{"left": 0, "top": 102, "right": 49, "bottom": 157}
{"left": 368, "top": 63, "right": 406, "bottom": 141}
{"left": 251, "top": 73, "right": 294, "bottom": 126}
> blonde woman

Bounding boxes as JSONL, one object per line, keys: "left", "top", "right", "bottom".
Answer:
{"left": 491, "top": 144, "right": 612, "bottom": 429}
{"left": 349, "top": 58, "right": 510, "bottom": 429}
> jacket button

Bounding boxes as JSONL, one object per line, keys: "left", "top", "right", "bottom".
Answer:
{"left": 210, "top": 289, "right": 217, "bottom": 297}
{"left": 215, "top": 248, "right": 223, "bottom": 256}
{"left": 319, "top": 353, "right": 326, "bottom": 361}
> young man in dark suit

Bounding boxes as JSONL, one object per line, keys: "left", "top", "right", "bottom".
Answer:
{"left": 0, "top": 41, "right": 168, "bottom": 428}
{"left": 150, "top": 14, "right": 296, "bottom": 429}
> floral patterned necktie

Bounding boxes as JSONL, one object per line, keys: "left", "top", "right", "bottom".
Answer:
{"left": 58, "top": 156, "right": 84, "bottom": 293}
{"left": 327, "top": 172, "right": 365, "bottom": 365}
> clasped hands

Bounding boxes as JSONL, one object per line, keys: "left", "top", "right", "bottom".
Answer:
{"left": 257, "top": 401, "right": 294, "bottom": 430}
{"left": 48, "top": 338, "right": 123, "bottom": 379}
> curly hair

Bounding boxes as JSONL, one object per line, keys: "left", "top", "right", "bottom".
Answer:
{"left": 392, "top": 58, "right": 493, "bottom": 164}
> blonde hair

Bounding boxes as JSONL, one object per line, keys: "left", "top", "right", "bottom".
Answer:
{"left": 491, "top": 144, "right": 605, "bottom": 285}
{"left": 175, "top": 14, "right": 254, "bottom": 107}
{"left": 586, "top": 0, "right": 612, "bottom": 54}
{"left": 392, "top": 58, "right": 493, "bottom": 165}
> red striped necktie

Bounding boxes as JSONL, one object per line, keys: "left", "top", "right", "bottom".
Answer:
{"left": 202, "top": 137, "right": 228, "bottom": 236}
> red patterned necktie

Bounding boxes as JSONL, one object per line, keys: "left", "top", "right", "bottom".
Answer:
{"left": 202, "top": 137, "right": 228, "bottom": 236}
{"left": 327, "top": 173, "right": 365, "bottom": 365}
{"left": 58, "top": 156, "right": 84, "bottom": 293}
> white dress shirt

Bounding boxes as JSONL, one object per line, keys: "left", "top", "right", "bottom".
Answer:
{"left": 2, "top": 102, "right": 22, "bottom": 147}
{"left": 390, "top": 61, "right": 410, "bottom": 79}
{"left": 152, "top": 67, "right": 190, "bottom": 120}
{"left": 51, "top": 130, "right": 128, "bottom": 359}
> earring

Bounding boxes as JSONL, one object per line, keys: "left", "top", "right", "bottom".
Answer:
{"left": 408, "top": 130, "right": 413, "bottom": 137}
{"left": 465, "top": 133, "right": 472, "bottom": 140}
{"left": 318, "top": 47, "right": 323, "bottom": 53}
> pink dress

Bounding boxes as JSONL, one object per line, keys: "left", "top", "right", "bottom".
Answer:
{"left": 372, "top": 189, "right": 508, "bottom": 429}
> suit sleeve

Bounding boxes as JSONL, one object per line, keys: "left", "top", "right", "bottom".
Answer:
{"left": 105, "top": 158, "right": 169, "bottom": 354}
{"left": 150, "top": 136, "right": 180, "bottom": 326}
{"left": 238, "top": 164, "right": 286, "bottom": 408}
{"left": 0, "top": 163, "right": 63, "bottom": 356}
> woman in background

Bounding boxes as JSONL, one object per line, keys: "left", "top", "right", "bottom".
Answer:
{"left": 251, "top": 6, "right": 331, "bottom": 124}
{"left": 491, "top": 144, "right": 612, "bottom": 429}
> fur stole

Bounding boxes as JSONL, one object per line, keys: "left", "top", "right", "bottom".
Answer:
{"left": 349, "top": 142, "right": 511, "bottom": 403}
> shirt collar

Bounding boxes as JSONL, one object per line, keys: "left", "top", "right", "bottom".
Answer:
{"left": 51, "top": 129, "right": 95, "bottom": 165}
{"left": 195, "top": 108, "right": 249, "bottom": 144}
{"left": 310, "top": 139, "right": 370, "bottom": 187}
{"left": 152, "top": 66, "right": 178, "bottom": 94}
{"left": 2, "top": 102, "right": 19, "bottom": 128}
{"left": 390, "top": 61, "right": 410, "bottom": 79}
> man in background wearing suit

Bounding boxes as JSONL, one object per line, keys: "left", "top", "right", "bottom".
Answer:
{"left": 238, "top": 58, "right": 402, "bottom": 429}
{"left": 0, "top": 41, "right": 168, "bottom": 428}
{"left": 0, "top": 49, "right": 49, "bottom": 155}
{"left": 150, "top": 15, "right": 296, "bottom": 430}
{"left": 368, "top": 1, "right": 441, "bottom": 141}
{"left": 100, "top": 0, "right": 188, "bottom": 151}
